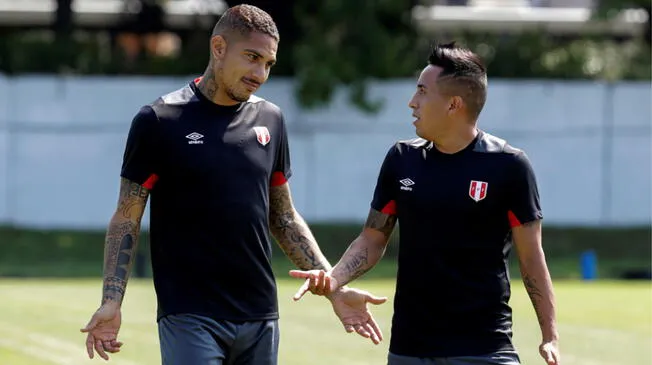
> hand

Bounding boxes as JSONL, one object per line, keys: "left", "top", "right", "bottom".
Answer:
{"left": 327, "top": 287, "right": 388, "bottom": 345}
{"left": 539, "top": 340, "right": 560, "bottom": 365}
{"left": 289, "top": 269, "right": 339, "bottom": 300}
{"left": 80, "top": 303, "right": 124, "bottom": 361}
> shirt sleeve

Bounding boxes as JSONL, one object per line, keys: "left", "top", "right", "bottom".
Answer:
{"left": 507, "top": 151, "right": 543, "bottom": 227}
{"left": 370, "top": 144, "right": 399, "bottom": 215}
{"left": 120, "top": 105, "right": 160, "bottom": 189}
{"left": 270, "top": 113, "right": 292, "bottom": 187}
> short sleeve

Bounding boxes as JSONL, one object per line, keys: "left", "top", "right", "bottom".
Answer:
{"left": 507, "top": 151, "right": 543, "bottom": 227}
{"left": 270, "top": 113, "right": 292, "bottom": 186}
{"left": 120, "top": 105, "right": 160, "bottom": 189}
{"left": 370, "top": 144, "right": 399, "bottom": 215}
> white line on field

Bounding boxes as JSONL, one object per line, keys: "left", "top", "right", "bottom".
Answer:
{"left": 0, "top": 321, "right": 142, "bottom": 365}
{"left": 0, "top": 337, "right": 78, "bottom": 365}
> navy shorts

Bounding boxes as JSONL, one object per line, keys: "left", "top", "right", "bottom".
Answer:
{"left": 388, "top": 351, "right": 521, "bottom": 365}
{"left": 158, "top": 313, "right": 279, "bottom": 365}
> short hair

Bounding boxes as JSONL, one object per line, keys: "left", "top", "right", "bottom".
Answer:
{"left": 212, "top": 4, "right": 279, "bottom": 42}
{"left": 428, "top": 41, "right": 487, "bottom": 120}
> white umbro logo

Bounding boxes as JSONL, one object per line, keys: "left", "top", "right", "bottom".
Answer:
{"left": 399, "top": 178, "right": 415, "bottom": 191}
{"left": 186, "top": 132, "right": 204, "bottom": 145}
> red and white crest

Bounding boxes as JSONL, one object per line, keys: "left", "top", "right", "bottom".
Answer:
{"left": 469, "top": 180, "right": 488, "bottom": 202}
{"left": 253, "top": 126, "right": 271, "bottom": 146}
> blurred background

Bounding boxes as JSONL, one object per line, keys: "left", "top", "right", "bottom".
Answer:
{"left": 0, "top": 1, "right": 650, "bottom": 365}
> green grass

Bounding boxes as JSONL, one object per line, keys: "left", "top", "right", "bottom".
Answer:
{"left": 1, "top": 225, "right": 650, "bottom": 279}
{"left": 0, "top": 278, "right": 649, "bottom": 365}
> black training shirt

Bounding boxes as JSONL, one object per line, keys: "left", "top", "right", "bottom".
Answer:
{"left": 120, "top": 79, "right": 291, "bottom": 322}
{"left": 371, "top": 130, "right": 542, "bottom": 357}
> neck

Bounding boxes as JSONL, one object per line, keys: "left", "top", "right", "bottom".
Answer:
{"left": 431, "top": 124, "right": 478, "bottom": 154}
{"left": 196, "top": 65, "right": 239, "bottom": 106}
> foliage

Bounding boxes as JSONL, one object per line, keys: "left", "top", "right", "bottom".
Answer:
{"left": 0, "top": 0, "right": 649, "bottom": 113}
{"left": 292, "top": 0, "right": 419, "bottom": 112}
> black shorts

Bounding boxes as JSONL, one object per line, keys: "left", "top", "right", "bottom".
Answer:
{"left": 158, "top": 313, "right": 279, "bottom": 365}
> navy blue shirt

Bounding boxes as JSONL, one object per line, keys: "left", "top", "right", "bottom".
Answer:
{"left": 371, "top": 130, "right": 542, "bottom": 357}
{"left": 120, "top": 80, "right": 292, "bottom": 322}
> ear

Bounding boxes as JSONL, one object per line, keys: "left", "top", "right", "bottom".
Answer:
{"left": 448, "top": 96, "right": 464, "bottom": 115}
{"left": 210, "top": 35, "right": 228, "bottom": 61}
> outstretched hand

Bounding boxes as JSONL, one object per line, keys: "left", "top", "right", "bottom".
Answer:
{"left": 289, "top": 269, "right": 338, "bottom": 300}
{"left": 328, "top": 287, "right": 388, "bottom": 344}
{"left": 289, "top": 269, "right": 388, "bottom": 344}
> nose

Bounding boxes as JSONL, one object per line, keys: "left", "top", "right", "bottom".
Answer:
{"left": 408, "top": 95, "right": 417, "bottom": 110}
{"left": 251, "top": 64, "right": 267, "bottom": 84}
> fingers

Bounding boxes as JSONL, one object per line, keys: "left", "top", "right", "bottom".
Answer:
{"left": 365, "top": 294, "right": 388, "bottom": 305}
{"left": 542, "top": 348, "right": 559, "bottom": 365}
{"left": 80, "top": 316, "right": 98, "bottom": 333}
{"left": 293, "top": 279, "right": 311, "bottom": 301}
{"left": 103, "top": 339, "right": 123, "bottom": 353}
{"left": 94, "top": 339, "right": 109, "bottom": 361}
{"left": 354, "top": 323, "right": 371, "bottom": 339}
{"left": 288, "top": 270, "right": 311, "bottom": 279}
{"left": 343, "top": 320, "right": 384, "bottom": 345}
{"left": 367, "top": 316, "right": 384, "bottom": 344}
{"left": 85, "top": 334, "right": 95, "bottom": 359}
{"left": 292, "top": 271, "right": 332, "bottom": 300}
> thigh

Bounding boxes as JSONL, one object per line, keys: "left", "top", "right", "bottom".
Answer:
{"left": 447, "top": 351, "right": 521, "bottom": 365}
{"left": 229, "top": 320, "right": 280, "bottom": 365}
{"left": 158, "top": 314, "right": 233, "bottom": 365}
{"left": 387, "top": 352, "right": 440, "bottom": 365}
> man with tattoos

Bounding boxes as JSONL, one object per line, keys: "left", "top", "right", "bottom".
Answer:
{"left": 80, "top": 4, "right": 386, "bottom": 364}
{"left": 290, "top": 42, "right": 561, "bottom": 365}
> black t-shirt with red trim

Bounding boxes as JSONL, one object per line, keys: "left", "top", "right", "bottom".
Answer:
{"left": 120, "top": 80, "right": 291, "bottom": 322}
{"left": 371, "top": 130, "right": 542, "bottom": 357}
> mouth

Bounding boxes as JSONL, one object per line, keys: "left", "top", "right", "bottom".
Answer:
{"left": 242, "top": 78, "right": 261, "bottom": 91}
{"left": 412, "top": 115, "right": 420, "bottom": 124}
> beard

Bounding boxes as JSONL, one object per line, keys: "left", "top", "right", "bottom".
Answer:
{"left": 216, "top": 66, "right": 251, "bottom": 103}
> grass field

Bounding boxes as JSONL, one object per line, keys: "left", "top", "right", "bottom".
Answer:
{"left": 0, "top": 278, "right": 650, "bottom": 365}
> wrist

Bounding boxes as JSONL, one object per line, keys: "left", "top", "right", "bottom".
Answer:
{"left": 542, "top": 329, "right": 559, "bottom": 342}
{"left": 325, "top": 284, "right": 349, "bottom": 301}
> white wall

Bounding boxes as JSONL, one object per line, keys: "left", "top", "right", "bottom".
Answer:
{"left": 0, "top": 76, "right": 649, "bottom": 229}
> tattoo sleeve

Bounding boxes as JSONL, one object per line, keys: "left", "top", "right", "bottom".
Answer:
{"left": 364, "top": 208, "right": 397, "bottom": 237}
{"left": 268, "top": 183, "right": 332, "bottom": 271}
{"left": 330, "top": 208, "right": 395, "bottom": 286}
{"left": 102, "top": 178, "right": 149, "bottom": 305}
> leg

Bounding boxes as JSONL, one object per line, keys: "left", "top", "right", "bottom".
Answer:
{"left": 446, "top": 351, "right": 521, "bottom": 365}
{"left": 229, "top": 320, "right": 280, "bottom": 365}
{"left": 158, "top": 314, "right": 235, "bottom": 365}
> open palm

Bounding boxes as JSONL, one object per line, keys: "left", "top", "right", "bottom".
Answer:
{"left": 328, "top": 287, "right": 387, "bottom": 345}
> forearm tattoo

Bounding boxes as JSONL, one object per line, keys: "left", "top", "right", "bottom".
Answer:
{"left": 102, "top": 179, "right": 148, "bottom": 305}
{"left": 364, "top": 208, "right": 397, "bottom": 237}
{"left": 342, "top": 247, "right": 370, "bottom": 282}
{"left": 523, "top": 273, "right": 545, "bottom": 327}
{"left": 269, "top": 185, "right": 330, "bottom": 271}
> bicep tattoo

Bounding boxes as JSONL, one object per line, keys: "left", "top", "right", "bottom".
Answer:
{"left": 365, "top": 208, "right": 397, "bottom": 237}
{"left": 117, "top": 178, "right": 150, "bottom": 221}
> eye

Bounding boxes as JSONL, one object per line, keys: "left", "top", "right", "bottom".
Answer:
{"left": 247, "top": 54, "right": 258, "bottom": 61}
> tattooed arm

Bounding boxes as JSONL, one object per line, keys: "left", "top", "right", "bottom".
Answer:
{"left": 513, "top": 219, "right": 559, "bottom": 343}
{"left": 328, "top": 208, "right": 396, "bottom": 288}
{"left": 269, "top": 182, "right": 332, "bottom": 271}
{"left": 102, "top": 177, "right": 150, "bottom": 306}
